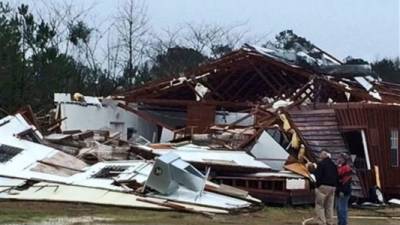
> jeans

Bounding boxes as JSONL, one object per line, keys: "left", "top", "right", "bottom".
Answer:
{"left": 336, "top": 193, "right": 350, "bottom": 225}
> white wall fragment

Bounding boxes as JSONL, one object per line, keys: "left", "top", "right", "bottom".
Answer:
{"left": 194, "top": 82, "right": 209, "bottom": 101}
{"left": 54, "top": 93, "right": 71, "bottom": 103}
{"left": 345, "top": 92, "right": 351, "bottom": 101}
{"left": 369, "top": 90, "right": 382, "bottom": 100}
{"left": 58, "top": 102, "right": 158, "bottom": 141}
{"left": 272, "top": 100, "right": 293, "bottom": 109}
{"left": 250, "top": 131, "right": 289, "bottom": 171}
{"left": 160, "top": 128, "right": 174, "bottom": 143}
{"left": 286, "top": 178, "right": 306, "bottom": 190}
{"left": 354, "top": 76, "right": 373, "bottom": 91}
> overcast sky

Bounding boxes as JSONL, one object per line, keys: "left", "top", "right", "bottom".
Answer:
{"left": 12, "top": 0, "right": 400, "bottom": 61}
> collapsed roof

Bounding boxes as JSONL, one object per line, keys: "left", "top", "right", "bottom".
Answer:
{"left": 120, "top": 44, "right": 400, "bottom": 109}
{"left": 113, "top": 42, "right": 400, "bottom": 201}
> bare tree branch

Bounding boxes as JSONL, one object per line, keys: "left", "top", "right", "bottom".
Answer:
{"left": 113, "top": 0, "right": 149, "bottom": 73}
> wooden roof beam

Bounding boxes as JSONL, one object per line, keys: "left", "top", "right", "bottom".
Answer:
{"left": 240, "top": 77, "right": 271, "bottom": 102}
{"left": 261, "top": 65, "right": 290, "bottom": 90}
{"left": 248, "top": 60, "right": 281, "bottom": 96}
{"left": 134, "top": 98, "right": 255, "bottom": 109}
{"left": 228, "top": 72, "right": 260, "bottom": 101}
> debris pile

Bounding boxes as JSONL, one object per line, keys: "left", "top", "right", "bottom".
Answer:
{"left": 2, "top": 41, "right": 400, "bottom": 212}
{"left": 0, "top": 114, "right": 261, "bottom": 214}
{"left": 44, "top": 130, "right": 134, "bottom": 164}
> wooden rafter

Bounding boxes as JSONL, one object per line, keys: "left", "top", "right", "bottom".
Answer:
{"left": 134, "top": 98, "right": 255, "bottom": 109}
{"left": 268, "top": 65, "right": 298, "bottom": 87}
{"left": 248, "top": 59, "right": 281, "bottom": 96}
{"left": 261, "top": 65, "right": 290, "bottom": 90}
{"left": 229, "top": 72, "right": 260, "bottom": 101}
{"left": 218, "top": 69, "right": 253, "bottom": 98}
{"left": 239, "top": 78, "right": 269, "bottom": 102}
{"left": 209, "top": 72, "right": 237, "bottom": 99}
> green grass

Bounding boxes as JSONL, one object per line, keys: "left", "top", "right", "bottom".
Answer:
{"left": 0, "top": 201, "right": 398, "bottom": 225}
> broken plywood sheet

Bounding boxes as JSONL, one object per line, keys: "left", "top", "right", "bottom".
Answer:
{"left": 30, "top": 152, "right": 87, "bottom": 177}
{"left": 44, "top": 133, "right": 73, "bottom": 142}
{"left": 78, "top": 141, "right": 112, "bottom": 161}
{"left": 284, "top": 163, "right": 311, "bottom": 179}
{"left": 206, "top": 184, "right": 249, "bottom": 199}
{"left": 77, "top": 141, "right": 130, "bottom": 163}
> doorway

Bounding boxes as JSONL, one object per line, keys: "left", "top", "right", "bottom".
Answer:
{"left": 342, "top": 130, "right": 371, "bottom": 170}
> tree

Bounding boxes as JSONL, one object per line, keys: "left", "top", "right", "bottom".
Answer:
{"left": 0, "top": 2, "right": 26, "bottom": 112}
{"left": 211, "top": 44, "right": 234, "bottom": 58}
{"left": 114, "top": 0, "right": 148, "bottom": 86}
{"left": 344, "top": 56, "right": 369, "bottom": 65}
{"left": 68, "top": 21, "right": 91, "bottom": 46}
{"left": 372, "top": 58, "right": 400, "bottom": 83}
{"left": 0, "top": 3, "right": 116, "bottom": 112}
{"left": 149, "top": 46, "right": 208, "bottom": 79}
{"left": 183, "top": 23, "right": 247, "bottom": 58}
{"left": 274, "top": 30, "right": 315, "bottom": 51}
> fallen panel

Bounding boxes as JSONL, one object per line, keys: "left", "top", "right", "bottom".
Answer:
{"left": 160, "top": 128, "right": 174, "bottom": 143}
{"left": 0, "top": 114, "right": 42, "bottom": 139}
{"left": 135, "top": 144, "right": 271, "bottom": 173}
{"left": 250, "top": 131, "right": 289, "bottom": 171}
{"left": 0, "top": 178, "right": 229, "bottom": 214}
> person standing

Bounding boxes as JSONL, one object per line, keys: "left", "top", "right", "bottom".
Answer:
{"left": 336, "top": 153, "right": 352, "bottom": 225}
{"left": 308, "top": 150, "right": 339, "bottom": 225}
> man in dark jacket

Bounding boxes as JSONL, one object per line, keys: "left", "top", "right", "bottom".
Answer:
{"left": 309, "top": 150, "right": 338, "bottom": 225}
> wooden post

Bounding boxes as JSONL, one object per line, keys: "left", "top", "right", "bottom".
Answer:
{"left": 374, "top": 165, "right": 381, "bottom": 189}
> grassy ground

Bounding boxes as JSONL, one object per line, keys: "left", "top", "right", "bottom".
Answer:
{"left": 0, "top": 201, "right": 399, "bottom": 225}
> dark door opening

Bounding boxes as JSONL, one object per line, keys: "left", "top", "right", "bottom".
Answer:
{"left": 342, "top": 130, "right": 368, "bottom": 169}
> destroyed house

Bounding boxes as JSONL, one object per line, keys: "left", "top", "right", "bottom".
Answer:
{"left": 0, "top": 114, "right": 261, "bottom": 213}
{"left": 119, "top": 44, "right": 400, "bottom": 200}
